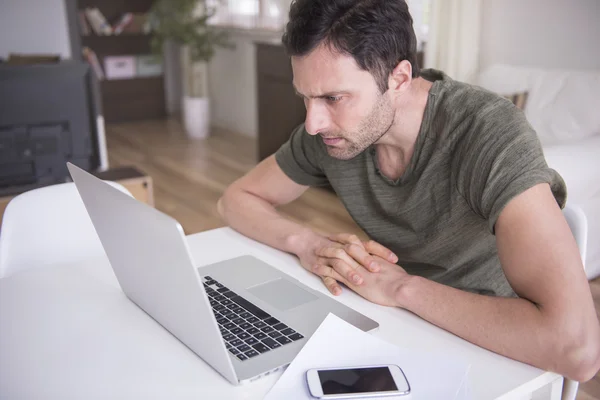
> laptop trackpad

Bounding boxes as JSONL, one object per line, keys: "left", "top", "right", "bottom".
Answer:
{"left": 248, "top": 278, "right": 318, "bottom": 311}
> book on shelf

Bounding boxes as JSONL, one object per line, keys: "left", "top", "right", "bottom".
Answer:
{"left": 80, "top": 9, "right": 152, "bottom": 37}
{"left": 82, "top": 47, "right": 104, "bottom": 80}
{"left": 121, "top": 13, "right": 151, "bottom": 34}
{"left": 84, "top": 7, "right": 113, "bottom": 35}
{"left": 78, "top": 10, "right": 90, "bottom": 36}
{"left": 112, "top": 12, "right": 133, "bottom": 35}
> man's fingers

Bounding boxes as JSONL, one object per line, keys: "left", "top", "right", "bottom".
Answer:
{"left": 314, "top": 248, "right": 364, "bottom": 284}
{"left": 316, "top": 246, "right": 349, "bottom": 260}
{"left": 313, "top": 263, "right": 346, "bottom": 295}
{"left": 313, "top": 259, "right": 352, "bottom": 286}
{"left": 363, "top": 240, "right": 398, "bottom": 263}
{"left": 312, "top": 262, "right": 334, "bottom": 278}
{"left": 344, "top": 243, "right": 381, "bottom": 272}
{"left": 321, "top": 276, "right": 342, "bottom": 296}
{"left": 328, "top": 233, "right": 363, "bottom": 246}
{"left": 326, "top": 234, "right": 397, "bottom": 264}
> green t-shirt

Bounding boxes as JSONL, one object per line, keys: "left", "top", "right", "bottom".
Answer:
{"left": 275, "top": 69, "right": 566, "bottom": 297}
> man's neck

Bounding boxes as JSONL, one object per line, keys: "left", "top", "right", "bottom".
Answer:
{"left": 374, "top": 77, "right": 433, "bottom": 180}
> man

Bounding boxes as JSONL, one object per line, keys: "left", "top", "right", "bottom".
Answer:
{"left": 217, "top": 0, "right": 600, "bottom": 381}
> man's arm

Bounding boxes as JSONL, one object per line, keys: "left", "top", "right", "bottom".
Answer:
{"left": 217, "top": 155, "right": 317, "bottom": 256}
{"left": 394, "top": 184, "right": 600, "bottom": 381}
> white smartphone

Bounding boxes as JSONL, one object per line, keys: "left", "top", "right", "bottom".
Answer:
{"left": 306, "top": 364, "right": 411, "bottom": 399}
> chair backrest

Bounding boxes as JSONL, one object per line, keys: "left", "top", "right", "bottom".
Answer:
{"left": 560, "top": 203, "right": 588, "bottom": 400}
{"left": 563, "top": 203, "right": 588, "bottom": 269}
{"left": 0, "top": 181, "right": 132, "bottom": 279}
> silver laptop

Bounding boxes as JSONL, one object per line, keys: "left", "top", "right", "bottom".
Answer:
{"left": 67, "top": 163, "right": 378, "bottom": 385}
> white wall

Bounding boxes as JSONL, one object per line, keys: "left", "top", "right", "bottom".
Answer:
{"left": 207, "top": 33, "right": 259, "bottom": 137}
{"left": 479, "top": 0, "right": 600, "bottom": 71}
{"left": 205, "top": 31, "right": 281, "bottom": 138}
{"left": 0, "top": 0, "right": 72, "bottom": 60}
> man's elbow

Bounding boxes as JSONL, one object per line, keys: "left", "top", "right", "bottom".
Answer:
{"left": 217, "top": 196, "right": 226, "bottom": 219}
{"left": 556, "top": 328, "right": 600, "bottom": 382}
{"left": 217, "top": 186, "right": 242, "bottom": 221}
{"left": 217, "top": 185, "right": 234, "bottom": 220}
{"left": 568, "top": 339, "right": 600, "bottom": 382}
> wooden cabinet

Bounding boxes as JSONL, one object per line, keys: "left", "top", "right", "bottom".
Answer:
{"left": 101, "top": 77, "right": 165, "bottom": 122}
{"left": 67, "top": 0, "right": 166, "bottom": 123}
{"left": 256, "top": 42, "right": 306, "bottom": 162}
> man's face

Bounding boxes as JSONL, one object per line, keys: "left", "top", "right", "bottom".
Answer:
{"left": 291, "top": 44, "right": 395, "bottom": 160}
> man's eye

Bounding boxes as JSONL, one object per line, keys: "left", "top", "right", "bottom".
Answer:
{"left": 326, "top": 96, "right": 342, "bottom": 103}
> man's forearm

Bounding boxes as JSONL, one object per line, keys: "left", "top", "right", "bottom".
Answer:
{"left": 399, "top": 276, "right": 599, "bottom": 381}
{"left": 218, "top": 189, "right": 319, "bottom": 257}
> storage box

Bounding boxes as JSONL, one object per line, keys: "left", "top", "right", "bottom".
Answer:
{"left": 136, "top": 55, "right": 163, "bottom": 77}
{"left": 104, "top": 56, "right": 136, "bottom": 80}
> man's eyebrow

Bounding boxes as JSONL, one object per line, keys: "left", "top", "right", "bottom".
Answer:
{"left": 293, "top": 86, "right": 346, "bottom": 99}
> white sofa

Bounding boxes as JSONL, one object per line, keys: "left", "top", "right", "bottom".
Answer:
{"left": 475, "top": 65, "right": 600, "bottom": 279}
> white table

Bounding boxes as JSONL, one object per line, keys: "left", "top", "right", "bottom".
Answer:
{"left": 0, "top": 228, "right": 563, "bottom": 399}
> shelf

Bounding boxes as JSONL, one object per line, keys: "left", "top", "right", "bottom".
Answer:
{"left": 102, "top": 76, "right": 163, "bottom": 82}
{"left": 78, "top": 0, "right": 153, "bottom": 21}
{"left": 83, "top": 33, "right": 150, "bottom": 37}
{"left": 81, "top": 34, "right": 153, "bottom": 56}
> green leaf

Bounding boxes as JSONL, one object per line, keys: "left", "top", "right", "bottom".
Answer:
{"left": 148, "top": 0, "right": 233, "bottom": 62}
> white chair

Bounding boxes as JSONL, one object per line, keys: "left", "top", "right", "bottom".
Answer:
{"left": 0, "top": 181, "right": 132, "bottom": 279}
{"left": 562, "top": 203, "right": 588, "bottom": 400}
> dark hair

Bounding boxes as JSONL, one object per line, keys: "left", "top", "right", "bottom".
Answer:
{"left": 282, "top": 0, "right": 420, "bottom": 93}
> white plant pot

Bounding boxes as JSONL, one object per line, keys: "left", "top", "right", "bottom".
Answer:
{"left": 183, "top": 96, "right": 210, "bottom": 139}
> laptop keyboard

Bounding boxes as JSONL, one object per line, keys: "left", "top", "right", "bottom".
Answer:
{"left": 203, "top": 276, "right": 304, "bottom": 361}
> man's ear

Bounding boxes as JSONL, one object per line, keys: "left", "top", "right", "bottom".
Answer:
{"left": 386, "top": 60, "right": 413, "bottom": 95}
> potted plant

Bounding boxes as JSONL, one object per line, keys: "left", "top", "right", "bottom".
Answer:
{"left": 149, "top": 0, "right": 232, "bottom": 138}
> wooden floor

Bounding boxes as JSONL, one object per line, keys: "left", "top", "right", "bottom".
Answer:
{"left": 107, "top": 118, "right": 600, "bottom": 399}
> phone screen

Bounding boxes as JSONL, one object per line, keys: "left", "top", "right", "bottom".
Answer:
{"left": 318, "top": 367, "right": 398, "bottom": 395}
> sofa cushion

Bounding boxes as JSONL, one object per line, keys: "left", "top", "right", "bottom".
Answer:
{"left": 476, "top": 65, "right": 600, "bottom": 146}
{"left": 542, "top": 136, "right": 600, "bottom": 202}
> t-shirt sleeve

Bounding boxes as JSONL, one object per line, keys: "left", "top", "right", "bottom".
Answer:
{"left": 274, "top": 124, "right": 330, "bottom": 187}
{"left": 455, "top": 99, "right": 567, "bottom": 234}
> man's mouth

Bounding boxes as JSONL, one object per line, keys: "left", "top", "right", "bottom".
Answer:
{"left": 320, "top": 136, "right": 343, "bottom": 146}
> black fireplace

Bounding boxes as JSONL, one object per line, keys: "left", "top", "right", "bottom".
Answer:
{"left": 0, "top": 61, "right": 103, "bottom": 196}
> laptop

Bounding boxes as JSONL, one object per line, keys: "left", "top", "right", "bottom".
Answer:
{"left": 67, "top": 163, "right": 378, "bottom": 385}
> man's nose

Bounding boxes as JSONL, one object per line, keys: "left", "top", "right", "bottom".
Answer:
{"left": 304, "top": 101, "right": 329, "bottom": 136}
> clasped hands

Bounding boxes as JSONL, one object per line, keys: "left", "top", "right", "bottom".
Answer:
{"left": 298, "top": 233, "right": 411, "bottom": 307}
